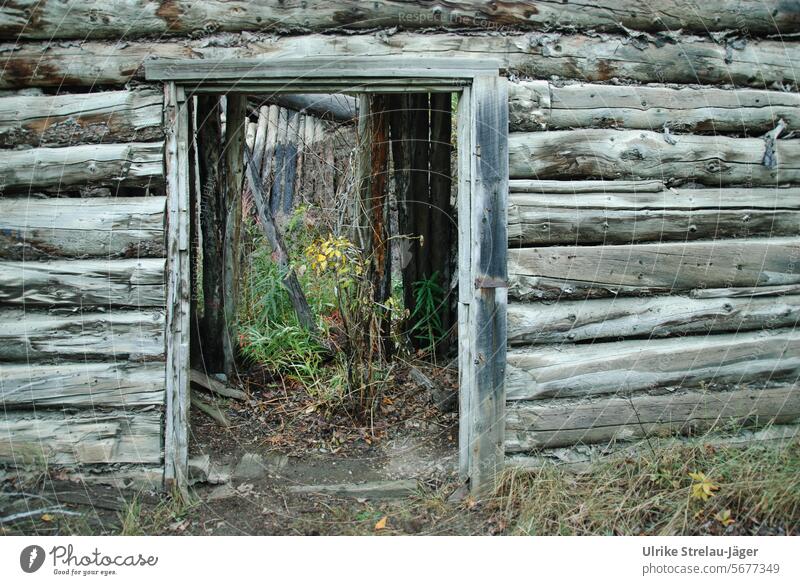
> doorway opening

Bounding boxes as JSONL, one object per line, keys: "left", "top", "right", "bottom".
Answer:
{"left": 149, "top": 59, "right": 507, "bottom": 496}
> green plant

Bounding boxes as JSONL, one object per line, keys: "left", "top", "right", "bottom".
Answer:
{"left": 408, "top": 272, "right": 446, "bottom": 353}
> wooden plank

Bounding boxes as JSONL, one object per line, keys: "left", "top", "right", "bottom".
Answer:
{"left": 466, "top": 74, "right": 507, "bottom": 495}
{"left": 0, "top": 309, "right": 165, "bottom": 361}
{"left": 509, "top": 129, "right": 800, "bottom": 185}
{"left": 505, "top": 385, "right": 800, "bottom": 451}
{"left": 456, "top": 87, "right": 474, "bottom": 480}
{"left": 507, "top": 295, "right": 800, "bottom": 346}
{"left": 509, "top": 81, "right": 800, "bottom": 134}
{"left": 145, "top": 57, "right": 503, "bottom": 81}
{"left": 508, "top": 238, "right": 800, "bottom": 301}
{"left": 163, "top": 82, "right": 191, "bottom": 491}
{"left": 3, "top": 1, "right": 797, "bottom": 39}
{"left": 509, "top": 179, "right": 664, "bottom": 194}
{"left": 0, "top": 88, "right": 163, "bottom": 147}
{"left": 0, "top": 362, "right": 165, "bottom": 407}
{"left": 0, "top": 196, "right": 166, "bottom": 259}
{"left": 0, "top": 409, "right": 163, "bottom": 465}
{"left": 506, "top": 329, "right": 800, "bottom": 401}
{"left": 0, "top": 143, "right": 164, "bottom": 192}
{"left": 221, "top": 94, "right": 247, "bottom": 379}
{"left": 0, "top": 258, "right": 165, "bottom": 307}
{"left": 508, "top": 188, "right": 800, "bottom": 245}
{"left": 2, "top": 33, "right": 797, "bottom": 89}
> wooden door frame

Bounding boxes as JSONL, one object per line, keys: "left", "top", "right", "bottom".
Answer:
{"left": 149, "top": 57, "right": 508, "bottom": 496}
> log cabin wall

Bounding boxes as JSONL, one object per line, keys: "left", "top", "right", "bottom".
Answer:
{"left": 0, "top": 85, "right": 167, "bottom": 489}
{"left": 1, "top": 1, "right": 799, "bottom": 484}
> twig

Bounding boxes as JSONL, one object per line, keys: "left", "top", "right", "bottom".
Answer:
{"left": 190, "top": 369, "right": 247, "bottom": 401}
{"left": 0, "top": 507, "right": 83, "bottom": 524}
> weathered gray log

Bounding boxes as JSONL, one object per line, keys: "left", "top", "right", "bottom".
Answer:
{"left": 0, "top": 196, "right": 166, "bottom": 259}
{"left": 505, "top": 385, "right": 800, "bottom": 452}
{"left": 506, "top": 329, "right": 800, "bottom": 401}
{"left": 508, "top": 188, "right": 800, "bottom": 245}
{"left": 244, "top": 144, "right": 318, "bottom": 333}
{"left": 508, "top": 238, "right": 800, "bottom": 301}
{"left": 251, "top": 93, "right": 357, "bottom": 123}
{"left": 0, "top": 88, "right": 163, "bottom": 147}
{"left": 507, "top": 295, "right": 800, "bottom": 346}
{"left": 0, "top": 362, "right": 165, "bottom": 407}
{"left": 0, "top": 309, "right": 165, "bottom": 361}
{"left": 0, "top": 258, "right": 165, "bottom": 307}
{"left": 0, "top": 409, "right": 162, "bottom": 465}
{"left": 189, "top": 369, "right": 247, "bottom": 401}
{"left": 1, "top": 1, "right": 796, "bottom": 39}
{"left": 509, "top": 129, "right": 800, "bottom": 185}
{"left": 509, "top": 82, "right": 800, "bottom": 134}
{"left": 2, "top": 33, "right": 797, "bottom": 89}
{"left": 0, "top": 143, "right": 164, "bottom": 192}
{"left": 509, "top": 179, "right": 664, "bottom": 193}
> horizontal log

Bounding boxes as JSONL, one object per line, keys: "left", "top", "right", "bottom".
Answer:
{"left": 0, "top": 196, "right": 166, "bottom": 259}
{"left": 509, "top": 188, "right": 800, "bottom": 245}
{"left": 509, "top": 130, "right": 800, "bottom": 185}
{"left": 508, "top": 238, "right": 800, "bottom": 301}
{"left": 506, "top": 424, "right": 800, "bottom": 468}
{"left": 0, "top": 361, "right": 165, "bottom": 407}
{"left": 0, "top": 409, "right": 162, "bottom": 465}
{"left": 508, "top": 295, "right": 800, "bottom": 346}
{"left": 0, "top": 143, "right": 164, "bottom": 193}
{"left": 0, "top": 88, "right": 163, "bottom": 147}
{"left": 0, "top": 1, "right": 795, "bottom": 39}
{"left": 505, "top": 385, "right": 800, "bottom": 451}
{"left": 1, "top": 33, "right": 797, "bottom": 89}
{"left": 0, "top": 258, "right": 165, "bottom": 307}
{"left": 690, "top": 284, "right": 800, "bottom": 299}
{"left": 509, "top": 82, "right": 800, "bottom": 133}
{"left": 509, "top": 179, "right": 664, "bottom": 193}
{"left": 1, "top": 464, "right": 164, "bottom": 490}
{"left": 251, "top": 94, "right": 356, "bottom": 122}
{"left": 507, "top": 329, "right": 800, "bottom": 401}
{"left": 0, "top": 309, "right": 165, "bottom": 361}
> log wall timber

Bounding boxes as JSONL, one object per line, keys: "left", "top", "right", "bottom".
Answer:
{"left": 0, "top": 143, "right": 164, "bottom": 192}
{"left": 508, "top": 188, "right": 800, "bottom": 246}
{"left": 505, "top": 385, "right": 800, "bottom": 452}
{"left": 0, "top": 258, "right": 166, "bottom": 307}
{"left": 2, "top": 33, "right": 798, "bottom": 89}
{"left": 0, "top": 309, "right": 165, "bottom": 361}
{"left": 508, "top": 238, "right": 800, "bottom": 301}
{"left": 509, "top": 82, "right": 800, "bottom": 134}
{"left": 0, "top": 410, "right": 162, "bottom": 465}
{"left": 0, "top": 196, "right": 166, "bottom": 259}
{"left": 507, "top": 295, "right": 800, "bottom": 346}
{"left": 0, "top": 362, "right": 165, "bottom": 407}
{"left": 0, "top": 88, "right": 163, "bottom": 147}
{"left": 1, "top": 1, "right": 795, "bottom": 39}
{"left": 506, "top": 329, "right": 800, "bottom": 402}
{"left": 508, "top": 130, "right": 800, "bottom": 185}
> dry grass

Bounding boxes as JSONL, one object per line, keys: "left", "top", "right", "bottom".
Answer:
{"left": 493, "top": 435, "right": 800, "bottom": 535}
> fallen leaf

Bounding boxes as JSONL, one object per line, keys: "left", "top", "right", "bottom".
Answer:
{"left": 374, "top": 516, "right": 388, "bottom": 530}
{"left": 714, "top": 509, "right": 735, "bottom": 526}
{"left": 40, "top": 514, "right": 54, "bottom": 522}
{"left": 688, "top": 471, "right": 719, "bottom": 501}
